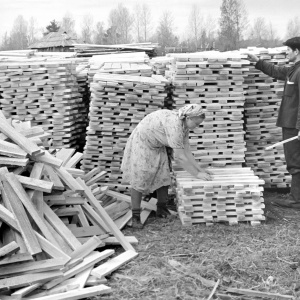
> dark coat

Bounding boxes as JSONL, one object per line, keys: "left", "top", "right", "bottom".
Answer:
{"left": 255, "top": 60, "right": 300, "bottom": 129}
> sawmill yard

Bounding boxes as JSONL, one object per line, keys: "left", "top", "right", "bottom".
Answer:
{"left": 105, "top": 191, "right": 300, "bottom": 300}
{"left": 0, "top": 43, "right": 299, "bottom": 300}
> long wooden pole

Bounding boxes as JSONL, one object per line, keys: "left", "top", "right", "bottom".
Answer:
{"left": 265, "top": 136, "right": 298, "bottom": 150}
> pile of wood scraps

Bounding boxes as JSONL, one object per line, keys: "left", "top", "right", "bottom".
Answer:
{"left": 176, "top": 168, "right": 265, "bottom": 226}
{"left": 0, "top": 113, "right": 152, "bottom": 299}
{"left": 240, "top": 46, "right": 291, "bottom": 188}
{"left": 167, "top": 51, "right": 250, "bottom": 168}
{"left": 81, "top": 73, "right": 170, "bottom": 192}
{"left": 0, "top": 60, "right": 86, "bottom": 150}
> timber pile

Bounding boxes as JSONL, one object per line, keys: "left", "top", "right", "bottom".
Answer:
{"left": 0, "top": 113, "right": 144, "bottom": 299}
{"left": 167, "top": 52, "right": 250, "bottom": 168}
{"left": 81, "top": 73, "right": 170, "bottom": 192}
{"left": 72, "top": 42, "right": 159, "bottom": 58}
{"left": 0, "top": 60, "right": 86, "bottom": 150}
{"left": 240, "top": 46, "right": 291, "bottom": 188}
{"left": 88, "top": 52, "right": 151, "bottom": 83}
{"left": 176, "top": 168, "right": 265, "bottom": 226}
{"left": 150, "top": 56, "right": 174, "bottom": 77}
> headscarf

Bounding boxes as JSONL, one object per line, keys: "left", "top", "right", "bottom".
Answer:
{"left": 178, "top": 104, "right": 205, "bottom": 120}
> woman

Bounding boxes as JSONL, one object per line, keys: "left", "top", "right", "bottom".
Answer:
{"left": 121, "top": 104, "right": 211, "bottom": 229}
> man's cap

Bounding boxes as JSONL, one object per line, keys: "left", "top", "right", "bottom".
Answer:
{"left": 283, "top": 37, "right": 300, "bottom": 48}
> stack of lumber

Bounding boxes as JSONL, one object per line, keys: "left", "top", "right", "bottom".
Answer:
{"left": 167, "top": 51, "right": 250, "bottom": 168}
{"left": 0, "top": 60, "right": 86, "bottom": 150}
{"left": 81, "top": 73, "right": 170, "bottom": 192}
{"left": 88, "top": 52, "right": 151, "bottom": 83}
{"left": 150, "top": 56, "right": 174, "bottom": 77}
{"left": 72, "top": 42, "right": 159, "bottom": 58}
{"left": 75, "top": 64, "right": 90, "bottom": 151}
{"left": 240, "top": 46, "right": 291, "bottom": 188}
{"left": 175, "top": 168, "right": 265, "bottom": 226}
{"left": 0, "top": 113, "right": 144, "bottom": 299}
{"left": 0, "top": 50, "right": 78, "bottom": 63}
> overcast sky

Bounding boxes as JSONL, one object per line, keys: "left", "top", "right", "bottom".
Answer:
{"left": 0, "top": 0, "right": 299, "bottom": 41}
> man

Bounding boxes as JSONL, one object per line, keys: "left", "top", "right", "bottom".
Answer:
{"left": 246, "top": 37, "right": 300, "bottom": 208}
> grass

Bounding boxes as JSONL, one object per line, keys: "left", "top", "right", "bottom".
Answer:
{"left": 95, "top": 190, "right": 300, "bottom": 300}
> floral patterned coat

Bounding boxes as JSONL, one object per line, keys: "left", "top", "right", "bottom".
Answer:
{"left": 121, "top": 109, "right": 189, "bottom": 194}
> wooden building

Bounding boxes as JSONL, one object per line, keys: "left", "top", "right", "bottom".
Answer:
{"left": 28, "top": 31, "right": 79, "bottom": 52}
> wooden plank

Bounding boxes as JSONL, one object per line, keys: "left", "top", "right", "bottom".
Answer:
{"left": 43, "top": 250, "right": 115, "bottom": 289}
{"left": 102, "top": 236, "right": 138, "bottom": 245}
{"left": 106, "top": 190, "right": 157, "bottom": 211}
{"left": 114, "top": 210, "right": 132, "bottom": 230}
{"left": 77, "top": 178, "right": 135, "bottom": 251}
{"left": 0, "top": 117, "right": 43, "bottom": 156}
{"left": 0, "top": 253, "right": 33, "bottom": 266}
{"left": 81, "top": 202, "right": 110, "bottom": 233}
{"left": 65, "top": 168, "right": 85, "bottom": 178}
{"left": 43, "top": 203, "right": 82, "bottom": 250}
{"left": 0, "top": 157, "right": 29, "bottom": 166}
{"left": 226, "top": 287, "right": 294, "bottom": 300}
{"left": 76, "top": 205, "right": 90, "bottom": 227}
{"left": 15, "top": 174, "right": 53, "bottom": 192}
{"left": 0, "top": 241, "right": 20, "bottom": 257}
{"left": 0, "top": 203, "right": 20, "bottom": 232}
{"left": 23, "top": 285, "right": 111, "bottom": 300}
{"left": 69, "top": 235, "right": 104, "bottom": 261}
{"left": 91, "top": 250, "right": 138, "bottom": 278}
{"left": 0, "top": 140, "right": 27, "bottom": 158}
{"left": 35, "top": 231, "right": 71, "bottom": 261}
{"left": 70, "top": 225, "right": 106, "bottom": 238}
{"left": 0, "top": 258, "right": 66, "bottom": 277}
{"left": 5, "top": 173, "right": 59, "bottom": 248}
{"left": 43, "top": 165, "right": 65, "bottom": 190}
{"left": 85, "top": 171, "right": 107, "bottom": 186}
{"left": 1, "top": 177, "right": 41, "bottom": 255}
{"left": 64, "top": 152, "right": 83, "bottom": 168}
{"left": 141, "top": 198, "right": 157, "bottom": 224}
{"left": 55, "top": 148, "right": 76, "bottom": 165}
{"left": 32, "top": 150, "right": 63, "bottom": 168}
{"left": 0, "top": 271, "right": 62, "bottom": 290}
{"left": 55, "top": 167, "right": 84, "bottom": 192}
{"left": 11, "top": 283, "right": 42, "bottom": 298}
{"left": 82, "top": 166, "right": 102, "bottom": 182}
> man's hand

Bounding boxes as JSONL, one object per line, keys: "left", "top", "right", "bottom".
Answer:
{"left": 243, "top": 52, "right": 259, "bottom": 63}
{"left": 196, "top": 172, "right": 211, "bottom": 181}
{"left": 298, "top": 130, "right": 300, "bottom": 141}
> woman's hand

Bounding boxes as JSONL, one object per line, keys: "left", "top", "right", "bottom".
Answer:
{"left": 196, "top": 172, "right": 211, "bottom": 181}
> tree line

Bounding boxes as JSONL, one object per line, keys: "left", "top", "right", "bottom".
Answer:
{"left": 1, "top": 0, "right": 300, "bottom": 53}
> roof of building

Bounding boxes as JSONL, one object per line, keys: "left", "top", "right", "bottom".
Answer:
{"left": 29, "top": 31, "right": 79, "bottom": 49}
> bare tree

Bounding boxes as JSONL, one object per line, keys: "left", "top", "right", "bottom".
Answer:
{"left": 0, "top": 32, "right": 11, "bottom": 50}
{"left": 133, "top": 3, "right": 142, "bottom": 42}
{"left": 81, "top": 14, "right": 94, "bottom": 44}
{"left": 94, "top": 21, "right": 105, "bottom": 44}
{"left": 285, "top": 16, "right": 300, "bottom": 39}
{"left": 219, "top": 0, "right": 248, "bottom": 50}
{"left": 61, "top": 12, "right": 76, "bottom": 35}
{"left": 250, "top": 17, "right": 268, "bottom": 45}
{"left": 27, "top": 17, "right": 39, "bottom": 46}
{"left": 134, "top": 3, "right": 152, "bottom": 43}
{"left": 10, "top": 15, "right": 28, "bottom": 50}
{"left": 156, "top": 11, "right": 178, "bottom": 50}
{"left": 188, "top": 4, "right": 202, "bottom": 51}
{"left": 140, "top": 3, "right": 152, "bottom": 42}
{"left": 109, "top": 3, "right": 133, "bottom": 44}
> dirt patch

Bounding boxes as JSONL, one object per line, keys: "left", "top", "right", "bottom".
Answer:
{"left": 98, "top": 190, "right": 300, "bottom": 299}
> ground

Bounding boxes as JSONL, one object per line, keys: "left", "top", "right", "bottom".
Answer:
{"left": 97, "top": 190, "right": 300, "bottom": 300}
